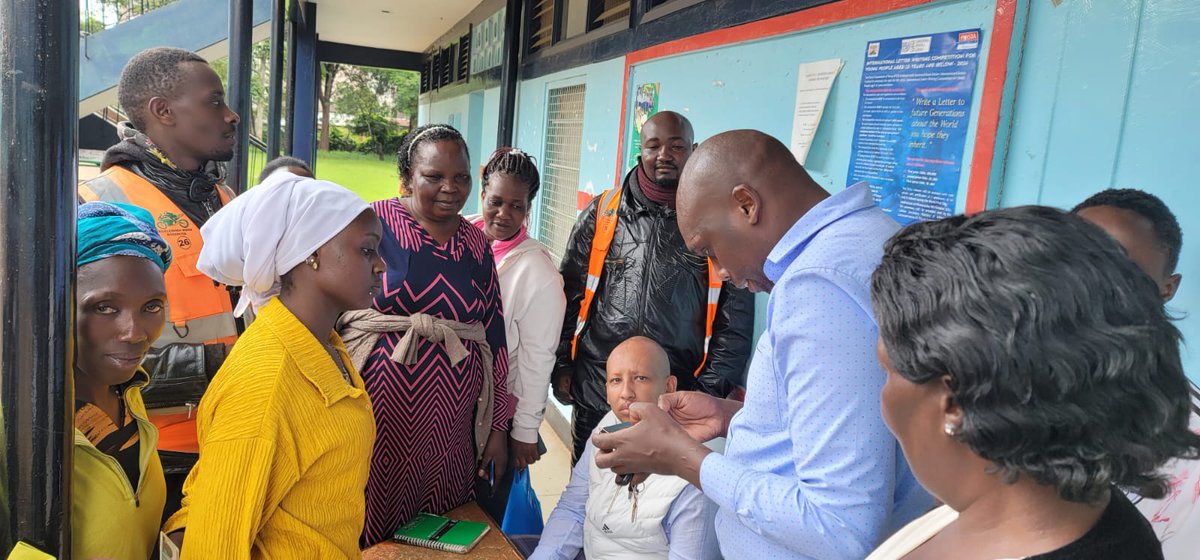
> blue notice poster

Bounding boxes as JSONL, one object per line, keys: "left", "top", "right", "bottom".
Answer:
{"left": 847, "top": 29, "right": 983, "bottom": 224}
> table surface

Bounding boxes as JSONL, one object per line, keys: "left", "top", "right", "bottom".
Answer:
{"left": 362, "top": 502, "right": 523, "bottom": 560}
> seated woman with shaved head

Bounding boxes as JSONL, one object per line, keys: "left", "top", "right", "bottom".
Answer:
{"left": 532, "top": 337, "right": 718, "bottom": 560}
{"left": 866, "top": 206, "right": 1200, "bottom": 559}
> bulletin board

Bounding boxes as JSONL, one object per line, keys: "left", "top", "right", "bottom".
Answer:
{"left": 616, "top": 0, "right": 1019, "bottom": 216}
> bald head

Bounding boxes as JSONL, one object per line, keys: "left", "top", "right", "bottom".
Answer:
{"left": 606, "top": 336, "right": 675, "bottom": 421}
{"left": 641, "top": 111, "right": 694, "bottom": 144}
{"left": 638, "top": 111, "right": 696, "bottom": 191}
{"left": 676, "top": 130, "right": 829, "bottom": 293}
{"left": 677, "top": 130, "right": 816, "bottom": 217}
{"left": 608, "top": 336, "right": 670, "bottom": 379}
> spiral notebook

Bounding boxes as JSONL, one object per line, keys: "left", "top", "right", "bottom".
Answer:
{"left": 393, "top": 512, "right": 490, "bottom": 554}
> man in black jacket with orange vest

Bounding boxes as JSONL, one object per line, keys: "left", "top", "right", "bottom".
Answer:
{"left": 554, "top": 111, "right": 755, "bottom": 462}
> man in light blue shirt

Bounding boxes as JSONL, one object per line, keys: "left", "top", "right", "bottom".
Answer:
{"left": 592, "top": 130, "right": 932, "bottom": 559}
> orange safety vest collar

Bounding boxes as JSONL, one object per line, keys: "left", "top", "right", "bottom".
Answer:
{"left": 79, "top": 165, "right": 237, "bottom": 344}
{"left": 571, "top": 187, "right": 723, "bottom": 378}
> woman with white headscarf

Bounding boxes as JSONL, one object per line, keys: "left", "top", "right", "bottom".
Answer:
{"left": 162, "top": 172, "right": 385, "bottom": 559}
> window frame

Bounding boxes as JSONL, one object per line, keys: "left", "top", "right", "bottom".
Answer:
{"left": 531, "top": 79, "right": 589, "bottom": 260}
{"left": 640, "top": 0, "right": 707, "bottom": 25}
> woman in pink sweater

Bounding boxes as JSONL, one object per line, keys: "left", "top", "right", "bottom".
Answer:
{"left": 470, "top": 147, "right": 566, "bottom": 523}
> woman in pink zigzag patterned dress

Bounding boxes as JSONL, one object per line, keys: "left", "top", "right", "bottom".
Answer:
{"left": 356, "top": 124, "right": 515, "bottom": 546}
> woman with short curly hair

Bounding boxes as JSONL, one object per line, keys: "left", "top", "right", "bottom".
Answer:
{"left": 865, "top": 206, "right": 1200, "bottom": 559}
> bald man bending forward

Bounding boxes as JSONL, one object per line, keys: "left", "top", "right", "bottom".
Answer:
{"left": 592, "top": 130, "right": 932, "bottom": 559}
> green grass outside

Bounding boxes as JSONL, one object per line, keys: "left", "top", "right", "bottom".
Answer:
{"left": 314, "top": 150, "right": 401, "bottom": 202}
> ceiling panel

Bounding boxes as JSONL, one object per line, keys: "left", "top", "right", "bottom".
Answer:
{"left": 309, "top": 0, "right": 483, "bottom": 52}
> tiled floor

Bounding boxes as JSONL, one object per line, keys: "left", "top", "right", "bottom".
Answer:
{"left": 529, "top": 422, "right": 572, "bottom": 521}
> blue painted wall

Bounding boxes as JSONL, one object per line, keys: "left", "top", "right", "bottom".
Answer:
{"left": 425, "top": 95, "right": 470, "bottom": 136}
{"left": 467, "top": 92, "right": 486, "bottom": 157}
{"left": 420, "top": 57, "right": 624, "bottom": 231}
{"left": 1000, "top": 0, "right": 1200, "bottom": 380}
{"left": 422, "top": 87, "right": 506, "bottom": 216}
{"left": 481, "top": 87, "right": 502, "bottom": 164}
{"left": 513, "top": 58, "right": 627, "bottom": 238}
{"left": 625, "top": 0, "right": 999, "bottom": 338}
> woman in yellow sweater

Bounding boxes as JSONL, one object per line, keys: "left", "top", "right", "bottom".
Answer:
{"left": 163, "top": 172, "right": 385, "bottom": 558}
{"left": 72, "top": 202, "right": 173, "bottom": 559}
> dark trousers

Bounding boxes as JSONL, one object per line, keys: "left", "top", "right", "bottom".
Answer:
{"left": 476, "top": 458, "right": 516, "bottom": 526}
{"left": 476, "top": 434, "right": 547, "bottom": 526}
{"left": 159, "top": 450, "right": 197, "bottom": 525}
{"left": 571, "top": 406, "right": 609, "bottom": 466}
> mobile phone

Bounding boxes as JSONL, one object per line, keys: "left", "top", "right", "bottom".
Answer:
{"left": 600, "top": 421, "right": 635, "bottom": 486}
{"left": 600, "top": 421, "right": 633, "bottom": 434}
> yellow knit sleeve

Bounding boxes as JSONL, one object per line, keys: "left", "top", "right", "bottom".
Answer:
{"left": 168, "top": 346, "right": 300, "bottom": 559}
{"left": 176, "top": 436, "right": 298, "bottom": 559}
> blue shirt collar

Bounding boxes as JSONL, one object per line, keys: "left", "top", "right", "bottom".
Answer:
{"left": 764, "top": 182, "right": 876, "bottom": 282}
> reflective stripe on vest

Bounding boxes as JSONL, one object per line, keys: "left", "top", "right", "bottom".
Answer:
{"left": 79, "top": 166, "right": 238, "bottom": 347}
{"left": 571, "top": 187, "right": 723, "bottom": 378}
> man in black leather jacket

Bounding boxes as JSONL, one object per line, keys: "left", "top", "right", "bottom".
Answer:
{"left": 553, "top": 112, "right": 755, "bottom": 462}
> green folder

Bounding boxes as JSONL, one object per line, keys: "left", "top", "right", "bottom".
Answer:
{"left": 393, "top": 512, "right": 490, "bottom": 554}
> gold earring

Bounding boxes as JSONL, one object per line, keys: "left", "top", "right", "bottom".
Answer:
{"left": 307, "top": 257, "right": 319, "bottom": 270}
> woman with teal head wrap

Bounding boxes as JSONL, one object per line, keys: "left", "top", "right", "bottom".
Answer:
{"left": 76, "top": 201, "right": 172, "bottom": 271}
{"left": 72, "top": 201, "right": 172, "bottom": 560}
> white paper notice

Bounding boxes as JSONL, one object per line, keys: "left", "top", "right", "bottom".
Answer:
{"left": 790, "top": 58, "right": 845, "bottom": 165}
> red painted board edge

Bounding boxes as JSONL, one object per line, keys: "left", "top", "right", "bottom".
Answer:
{"left": 966, "top": 0, "right": 1018, "bottom": 213}
{"left": 577, "top": 190, "right": 594, "bottom": 211}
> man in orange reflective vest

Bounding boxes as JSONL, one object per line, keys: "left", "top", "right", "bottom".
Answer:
{"left": 78, "top": 47, "right": 242, "bottom": 516}
{"left": 554, "top": 111, "right": 755, "bottom": 462}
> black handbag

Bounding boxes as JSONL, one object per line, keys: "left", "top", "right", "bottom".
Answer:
{"left": 138, "top": 342, "right": 227, "bottom": 410}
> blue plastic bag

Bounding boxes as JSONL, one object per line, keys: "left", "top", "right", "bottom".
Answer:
{"left": 501, "top": 468, "right": 544, "bottom": 535}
